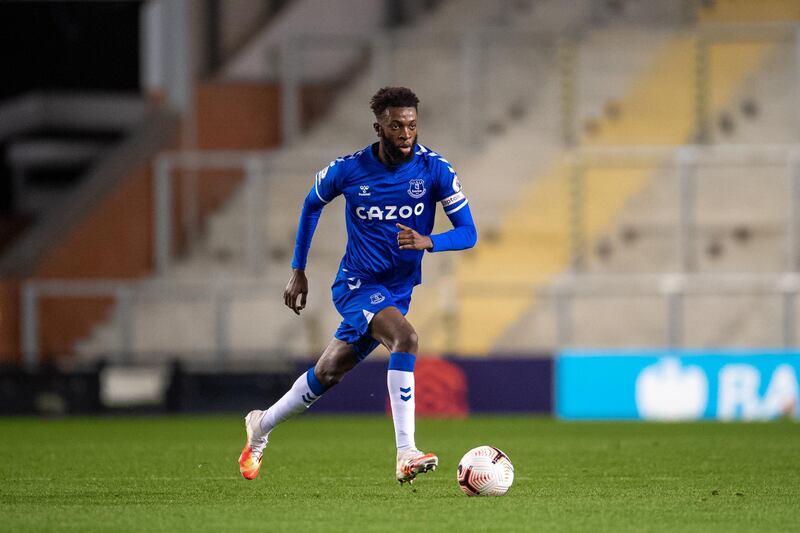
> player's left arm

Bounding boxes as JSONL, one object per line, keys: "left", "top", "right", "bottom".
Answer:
{"left": 430, "top": 201, "right": 477, "bottom": 251}
{"left": 395, "top": 203, "right": 477, "bottom": 251}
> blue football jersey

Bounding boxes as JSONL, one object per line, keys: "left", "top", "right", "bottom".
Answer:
{"left": 310, "top": 143, "right": 468, "bottom": 287}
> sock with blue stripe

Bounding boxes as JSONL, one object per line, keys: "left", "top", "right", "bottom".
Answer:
{"left": 259, "top": 367, "right": 326, "bottom": 437}
{"left": 387, "top": 352, "right": 416, "bottom": 451}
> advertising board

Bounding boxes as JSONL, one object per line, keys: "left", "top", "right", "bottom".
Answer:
{"left": 557, "top": 350, "right": 800, "bottom": 420}
{"left": 306, "top": 357, "right": 553, "bottom": 415}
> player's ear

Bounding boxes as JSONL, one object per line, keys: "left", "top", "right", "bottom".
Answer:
{"left": 373, "top": 122, "right": 381, "bottom": 136}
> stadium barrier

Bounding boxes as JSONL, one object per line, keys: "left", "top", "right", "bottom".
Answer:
{"left": 0, "top": 361, "right": 298, "bottom": 415}
{"left": 0, "top": 356, "right": 552, "bottom": 415}
{"left": 556, "top": 349, "right": 800, "bottom": 421}
{"left": 0, "top": 366, "right": 102, "bottom": 415}
{"left": 19, "top": 273, "right": 800, "bottom": 369}
{"left": 152, "top": 148, "right": 344, "bottom": 275}
{"left": 302, "top": 357, "right": 553, "bottom": 416}
{"left": 5, "top": 350, "right": 798, "bottom": 420}
{"left": 567, "top": 145, "right": 800, "bottom": 272}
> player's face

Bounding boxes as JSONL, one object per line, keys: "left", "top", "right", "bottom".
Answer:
{"left": 375, "top": 107, "right": 417, "bottom": 164}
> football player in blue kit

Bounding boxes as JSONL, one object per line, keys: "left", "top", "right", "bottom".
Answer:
{"left": 239, "top": 87, "right": 477, "bottom": 484}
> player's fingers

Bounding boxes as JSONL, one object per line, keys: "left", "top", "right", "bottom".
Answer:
{"left": 286, "top": 289, "right": 296, "bottom": 308}
{"left": 300, "top": 291, "right": 307, "bottom": 309}
{"left": 290, "top": 293, "right": 301, "bottom": 315}
{"left": 396, "top": 223, "right": 411, "bottom": 231}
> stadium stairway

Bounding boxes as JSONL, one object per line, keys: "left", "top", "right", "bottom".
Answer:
{"left": 499, "top": 39, "right": 800, "bottom": 350}
{"left": 482, "top": 0, "right": 800, "bottom": 353}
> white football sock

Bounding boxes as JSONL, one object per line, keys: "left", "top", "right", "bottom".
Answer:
{"left": 259, "top": 367, "right": 325, "bottom": 437}
{"left": 387, "top": 352, "right": 416, "bottom": 451}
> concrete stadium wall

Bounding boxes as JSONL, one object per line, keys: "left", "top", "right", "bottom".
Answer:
{"left": 0, "top": 280, "right": 20, "bottom": 362}
{"left": 0, "top": 83, "right": 282, "bottom": 364}
{"left": 34, "top": 159, "right": 159, "bottom": 361}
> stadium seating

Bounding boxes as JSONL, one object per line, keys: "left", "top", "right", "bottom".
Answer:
{"left": 492, "top": 1, "right": 800, "bottom": 351}
{"left": 75, "top": 0, "right": 800, "bottom": 361}
{"left": 74, "top": 0, "right": 656, "bottom": 361}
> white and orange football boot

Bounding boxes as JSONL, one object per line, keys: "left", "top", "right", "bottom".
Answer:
{"left": 396, "top": 448, "right": 438, "bottom": 485}
{"left": 238, "top": 410, "right": 268, "bottom": 480}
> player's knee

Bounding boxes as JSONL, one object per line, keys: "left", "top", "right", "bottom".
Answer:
{"left": 391, "top": 329, "right": 418, "bottom": 354}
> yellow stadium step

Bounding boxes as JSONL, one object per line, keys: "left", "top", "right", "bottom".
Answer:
{"left": 696, "top": 0, "right": 800, "bottom": 23}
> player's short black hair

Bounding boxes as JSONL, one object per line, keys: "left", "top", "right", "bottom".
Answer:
{"left": 370, "top": 87, "right": 419, "bottom": 118}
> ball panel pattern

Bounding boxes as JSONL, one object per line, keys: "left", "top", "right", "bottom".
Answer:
{"left": 457, "top": 446, "right": 514, "bottom": 496}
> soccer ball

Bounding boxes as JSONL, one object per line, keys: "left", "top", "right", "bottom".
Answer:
{"left": 456, "top": 446, "right": 514, "bottom": 496}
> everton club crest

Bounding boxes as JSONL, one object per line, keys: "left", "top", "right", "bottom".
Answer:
{"left": 370, "top": 292, "right": 385, "bottom": 304}
{"left": 407, "top": 178, "right": 426, "bottom": 199}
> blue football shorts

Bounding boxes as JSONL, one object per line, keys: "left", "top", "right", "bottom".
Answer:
{"left": 330, "top": 272, "right": 413, "bottom": 361}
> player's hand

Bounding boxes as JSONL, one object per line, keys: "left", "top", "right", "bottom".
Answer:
{"left": 396, "top": 223, "right": 433, "bottom": 251}
{"left": 284, "top": 269, "right": 309, "bottom": 315}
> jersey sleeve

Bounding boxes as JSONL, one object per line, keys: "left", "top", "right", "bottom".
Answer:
{"left": 290, "top": 158, "right": 348, "bottom": 270}
{"left": 427, "top": 154, "right": 476, "bottom": 252}
{"left": 429, "top": 202, "right": 477, "bottom": 252}
{"left": 313, "top": 157, "right": 347, "bottom": 204}
{"left": 432, "top": 156, "right": 469, "bottom": 216}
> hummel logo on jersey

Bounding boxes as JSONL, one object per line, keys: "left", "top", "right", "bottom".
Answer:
{"left": 347, "top": 277, "right": 361, "bottom": 290}
{"left": 370, "top": 293, "right": 385, "bottom": 304}
{"left": 359, "top": 185, "right": 371, "bottom": 196}
{"left": 407, "top": 178, "right": 426, "bottom": 199}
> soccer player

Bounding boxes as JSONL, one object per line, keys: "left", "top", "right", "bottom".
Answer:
{"left": 239, "top": 87, "right": 477, "bottom": 484}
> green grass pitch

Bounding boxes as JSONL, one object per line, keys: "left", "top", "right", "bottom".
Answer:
{"left": 1, "top": 415, "right": 799, "bottom": 532}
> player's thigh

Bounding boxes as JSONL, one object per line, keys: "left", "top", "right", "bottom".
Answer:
{"left": 315, "top": 337, "right": 360, "bottom": 379}
{"left": 368, "top": 306, "right": 418, "bottom": 352}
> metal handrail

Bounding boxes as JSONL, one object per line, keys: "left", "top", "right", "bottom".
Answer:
{"left": 20, "top": 271, "right": 800, "bottom": 369}
{"left": 20, "top": 277, "right": 288, "bottom": 370}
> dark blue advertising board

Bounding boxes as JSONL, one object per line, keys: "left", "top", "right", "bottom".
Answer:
{"left": 300, "top": 357, "right": 553, "bottom": 415}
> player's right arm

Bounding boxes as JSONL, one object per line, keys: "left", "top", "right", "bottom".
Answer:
{"left": 284, "top": 159, "right": 345, "bottom": 314}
